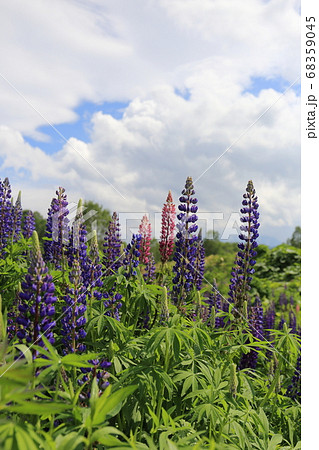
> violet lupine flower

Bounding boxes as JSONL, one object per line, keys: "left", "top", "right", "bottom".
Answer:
{"left": 193, "top": 230, "right": 205, "bottom": 291}
{"left": 239, "top": 298, "right": 264, "bottom": 370}
{"left": 204, "top": 286, "right": 223, "bottom": 328}
{"left": 143, "top": 253, "right": 156, "bottom": 283}
{"left": 104, "top": 292, "right": 123, "bottom": 321}
{"left": 159, "top": 191, "right": 176, "bottom": 264}
{"left": 44, "top": 187, "right": 69, "bottom": 269}
{"left": 23, "top": 210, "right": 36, "bottom": 239}
{"left": 0, "top": 177, "right": 13, "bottom": 256}
{"left": 123, "top": 234, "right": 142, "bottom": 278}
{"left": 228, "top": 180, "right": 260, "bottom": 318}
{"left": 279, "top": 291, "right": 288, "bottom": 311}
{"left": 16, "top": 232, "right": 56, "bottom": 351}
{"left": 103, "top": 212, "right": 122, "bottom": 276}
{"left": 61, "top": 259, "right": 87, "bottom": 354}
{"left": 11, "top": 191, "right": 22, "bottom": 242}
{"left": 172, "top": 176, "right": 199, "bottom": 306}
{"left": 78, "top": 360, "right": 112, "bottom": 392}
{"left": 139, "top": 215, "right": 152, "bottom": 265}
{"left": 68, "top": 199, "right": 90, "bottom": 286}
{"left": 286, "top": 354, "right": 301, "bottom": 401}
{"left": 289, "top": 309, "right": 297, "bottom": 334}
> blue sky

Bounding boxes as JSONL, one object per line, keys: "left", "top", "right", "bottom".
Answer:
{"left": 0, "top": 0, "right": 301, "bottom": 245}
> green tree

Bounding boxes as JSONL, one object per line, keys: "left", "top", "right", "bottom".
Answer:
{"left": 286, "top": 226, "right": 301, "bottom": 248}
{"left": 83, "top": 200, "right": 111, "bottom": 247}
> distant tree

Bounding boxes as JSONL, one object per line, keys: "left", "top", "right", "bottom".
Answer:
{"left": 203, "top": 230, "right": 222, "bottom": 256}
{"left": 287, "top": 226, "right": 301, "bottom": 248}
{"left": 22, "top": 210, "right": 46, "bottom": 240}
{"left": 83, "top": 200, "right": 111, "bottom": 247}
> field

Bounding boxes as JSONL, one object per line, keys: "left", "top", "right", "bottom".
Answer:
{"left": 0, "top": 176, "right": 301, "bottom": 449}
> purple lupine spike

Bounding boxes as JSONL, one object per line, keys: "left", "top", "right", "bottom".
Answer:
{"left": 286, "top": 354, "right": 301, "bottom": 401}
{"left": 103, "top": 212, "right": 122, "bottom": 276}
{"left": 228, "top": 180, "right": 260, "bottom": 318}
{"left": 172, "top": 176, "right": 199, "bottom": 307}
{"left": 289, "top": 309, "right": 297, "bottom": 334}
{"left": 279, "top": 291, "right": 288, "bottom": 311}
{"left": 61, "top": 258, "right": 87, "bottom": 354}
{"left": 11, "top": 191, "right": 22, "bottom": 242}
{"left": 23, "top": 210, "right": 36, "bottom": 239}
{"left": 0, "top": 177, "right": 13, "bottom": 256}
{"left": 16, "top": 231, "right": 56, "bottom": 353}
{"left": 278, "top": 316, "right": 286, "bottom": 330}
{"left": 104, "top": 292, "right": 123, "bottom": 321}
{"left": 44, "top": 187, "right": 69, "bottom": 269}
{"left": 122, "top": 233, "right": 142, "bottom": 278}
{"left": 193, "top": 229, "right": 205, "bottom": 291}
{"left": 239, "top": 297, "right": 263, "bottom": 370}
{"left": 68, "top": 199, "right": 90, "bottom": 286}
{"left": 143, "top": 253, "right": 156, "bottom": 283}
{"left": 88, "top": 230, "right": 103, "bottom": 298}
{"left": 7, "top": 285, "right": 22, "bottom": 341}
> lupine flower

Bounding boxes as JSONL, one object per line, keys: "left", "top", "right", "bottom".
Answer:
{"left": 61, "top": 259, "right": 87, "bottom": 354}
{"left": 139, "top": 215, "right": 152, "bottom": 265}
{"left": 11, "top": 191, "right": 22, "bottom": 242}
{"left": 23, "top": 210, "right": 36, "bottom": 239}
{"left": 279, "top": 291, "right": 288, "bottom": 311}
{"left": 286, "top": 354, "right": 301, "bottom": 401}
{"left": 159, "top": 191, "right": 176, "bottom": 264}
{"left": 44, "top": 187, "right": 69, "bottom": 269}
{"left": 289, "top": 309, "right": 297, "bottom": 334}
{"left": 172, "top": 176, "right": 199, "bottom": 306}
{"left": 204, "top": 285, "right": 223, "bottom": 328}
{"left": 103, "top": 212, "right": 122, "bottom": 276}
{"left": 87, "top": 230, "right": 103, "bottom": 300}
{"left": 193, "top": 229, "right": 205, "bottom": 291}
{"left": 123, "top": 234, "right": 142, "bottom": 278}
{"left": 68, "top": 199, "right": 90, "bottom": 286}
{"left": 228, "top": 180, "right": 260, "bottom": 317}
{"left": 16, "top": 232, "right": 56, "bottom": 352}
{"left": 0, "top": 177, "right": 13, "bottom": 256}
{"left": 143, "top": 253, "right": 156, "bottom": 283}
{"left": 78, "top": 360, "right": 112, "bottom": 392}
{"left": 239, "top": 297, "right": 263, "bottom": 370}
{"left": 104, "top": 292, "right": 123, "bottom": 321}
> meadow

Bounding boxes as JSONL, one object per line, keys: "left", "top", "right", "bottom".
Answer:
{"left": 0, "top": 176, "right": 300, "bottom": 449}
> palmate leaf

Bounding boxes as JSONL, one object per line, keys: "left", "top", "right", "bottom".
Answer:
{"left": 0, "top": 421, "right": 51, "bottom": 450}
{"left": 54, "top": 432, "right": 88, "bottom": 450}
{"left": 92, "top": 384, "right": 138, "bottom": 426}
{"left": 6, "top": 401, "right": 71, "bottom": 415}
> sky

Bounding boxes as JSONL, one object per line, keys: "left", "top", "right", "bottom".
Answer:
{"left": 0, "top": 0, "right": 301, "bottom": 246}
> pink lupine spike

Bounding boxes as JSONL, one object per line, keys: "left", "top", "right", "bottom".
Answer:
{"left": 159, "top": 190, "right": 176, "bottom": 264}
{"left": 139, "top": 215, "right": 152, "bottom": 264}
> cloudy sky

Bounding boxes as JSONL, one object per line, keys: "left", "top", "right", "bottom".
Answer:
{"left": 0, "top": 0, "right": 300, "bottom": 245}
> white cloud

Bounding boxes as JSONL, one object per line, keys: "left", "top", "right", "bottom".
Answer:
{"left": 0, "top": 0, "right": 300, "bottom": 242}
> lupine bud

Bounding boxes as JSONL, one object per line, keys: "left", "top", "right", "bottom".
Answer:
{"left": 139, "top": 215, "right": 152, "bottom": 265}
{"left": 160, "top": 286, "right": 169, "bottom": 323}
{"left": 229, "top": 363, "right": 238, "bottom": 398}
{"left": 11, "top": 191, "right": 22, "bottom": 242}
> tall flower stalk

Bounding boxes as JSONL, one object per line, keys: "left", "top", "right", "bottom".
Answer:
{"left": 23, "top": 210, "right": 36, "bottom": 239}
{"left": 11, "top": 191, "right": 22, "bottom": 243}
{"left": 44, "top": 187, "right": 69, "bottom": 269}
{"left": 16, "top": 232, "right": 56, "bottom": 354}
{"left": 159, "top": 191, "right": 176, "bottom": 266}
{"left": 0, "top": 177, "right": 13, "bottom": 256}
{"left": 228, "top": 180, "right": 260, "bottom": 317}
{"left": 102, "top": 212, "right": 122, "bottom": 276}
{"left": 172, "top": 176, "right": 199, "bottom": 307}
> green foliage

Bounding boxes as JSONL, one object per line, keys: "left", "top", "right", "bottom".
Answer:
{"left": 286, "top": 227, "right": 301, "bottom": 249}
{"left": 83, "top": 200, "right": 111, "bottom": 246}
